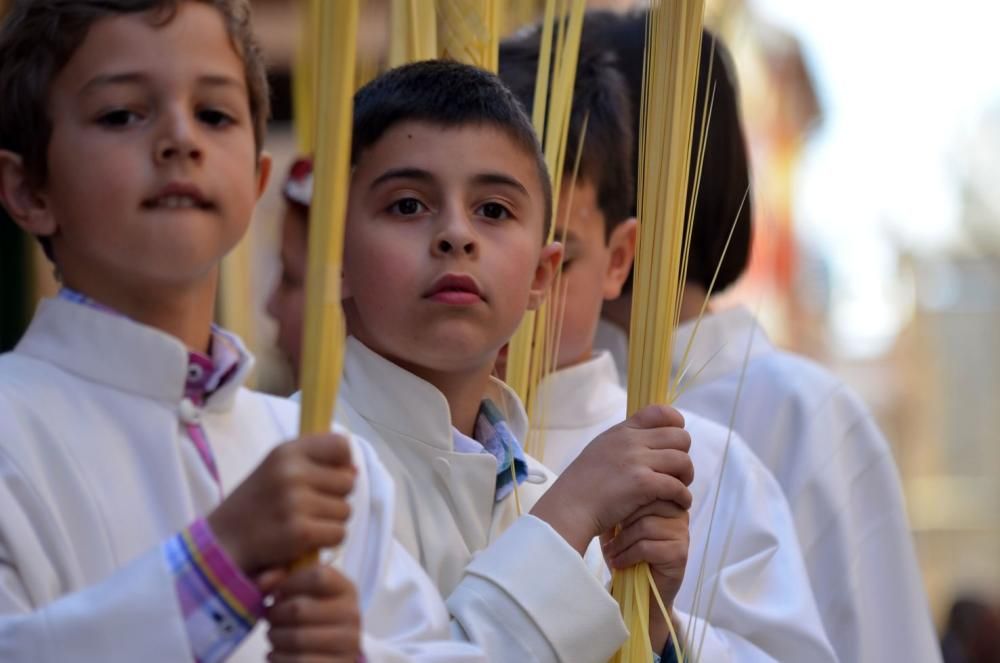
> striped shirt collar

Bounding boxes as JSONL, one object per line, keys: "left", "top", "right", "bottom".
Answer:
{"left": 57, "top": 287, "right": 244, "bottom": 402}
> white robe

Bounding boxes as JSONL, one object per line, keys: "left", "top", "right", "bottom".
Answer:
{"left": 333, "top": 337, "right": 629, "bottom": 663}
{"left": 600, "top": 307, "right": 941, "bottom": 663}
{"left": 0, "top": 298, "right": 485, "bottom": 663}
{"left": 537, "top": 351, "right": 837, "bottom": 663}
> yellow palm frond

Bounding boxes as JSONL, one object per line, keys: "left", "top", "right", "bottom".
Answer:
{"left": 389, "top": 0, "right": 438, "bottom": 67}
{"left": 611, "top": 2, "right": 705, "bottom": 662}
{"left": 295, "top": 0, "right": 360, "bottom": 567}
{"left": 504, "top": 0, "right": 586, "bottom": 436}
{"left": 437, "top": 0, "right": 501, "bottom": 71}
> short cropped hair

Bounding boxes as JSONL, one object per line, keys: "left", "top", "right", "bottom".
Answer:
{"left": 0, "top": 0, "right": 270, "bottom": 190}
{"left": 351, "top": 60, "right": 553, "bottom": 236}
{"left": 500, "top": 26, "right": 634, "bottom": 240}
{"left": 588, "top": 11, "right": 753, "bottom": 292}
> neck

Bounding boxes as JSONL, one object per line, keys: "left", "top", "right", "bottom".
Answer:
{"left": 61, "top": 269, "right": 219, "bottom": 353}
{"left": 554, "top": 345, "right": 595, "bottom": 373}
{"left": 402, "top": 359, "right": 494, "bottom": 438}
{"left": 678, "top": 283, "right": 709, "bottom": 323}
{"left": 601, "top": 283, "right": 711, "bottom": 337}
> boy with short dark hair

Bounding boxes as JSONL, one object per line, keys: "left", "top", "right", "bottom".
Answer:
{"left": 498, "top": 27, "right": 836, "bottom": 662}
{"left": 270, "top": 60, "right": 697, "bottom": 662}
{"left": 583, "top": 12, "right": 940, "bottom": 663}
{"left": 0, "top": 3, "right": 485, "bottom": 661}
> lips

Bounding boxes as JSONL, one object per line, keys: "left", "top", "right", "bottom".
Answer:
{"left": 424, "top": 273, "right": 485, "bottom": 306}
{"left": 142, "top": 182, "right": 213, "bottom": 210}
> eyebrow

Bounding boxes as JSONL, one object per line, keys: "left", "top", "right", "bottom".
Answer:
{"left": 370, "top": 167, "right": 434, "bottom": 189}
{"left": 79, "top": 72, "right": 245, "bottom": 95}
{"left": 470, "top": 172, "right": 530, "bottom": 197}
{"left": 370, "top": 167, "right": 530, "bottom": 197}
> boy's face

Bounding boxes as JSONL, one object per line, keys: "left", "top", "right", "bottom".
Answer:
{"left": 343, "top": 120, "right": 561, "bottom": 376}
{"left": 1, "top": 2, "right": 269, "bottom": 296}
{"left": 552, "top": 177, "right": 636, "bottom": 369}
{"left": 267, "top": 205, "right": 308, "bottom": 379}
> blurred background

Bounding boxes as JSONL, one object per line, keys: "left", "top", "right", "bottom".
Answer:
{"left": 1, "top": 0, "right": 997, "bottom": 655}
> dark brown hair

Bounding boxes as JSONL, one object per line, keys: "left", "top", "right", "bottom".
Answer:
{"left": 0, "top": 0, "right": 270, "bottom": 190}
{"left": 500, "top": 27, "right": 635, "bottom": 240}
{"left": 588, "top": 11, "right": 754, "bottom": 293}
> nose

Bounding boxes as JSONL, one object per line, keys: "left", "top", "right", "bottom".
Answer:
{"left": 431, "top": 204, "right": 478, "bottom": 258}
{"left": 154, "top": 109, "right": 203, "bottom": 165}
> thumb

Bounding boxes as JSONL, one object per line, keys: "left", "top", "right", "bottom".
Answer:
{"left": 255, "top": 568, "right": 289, "bottom": 595}
{"left": 626, "top": 404, "right": 685, "bottom": 430}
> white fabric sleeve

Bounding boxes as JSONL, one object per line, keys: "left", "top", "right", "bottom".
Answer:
{"left": 448, "top": 515, "right": 628, "bottom": 663}
{"left": 0, "top": 545, "right": 192, "bottom": 663}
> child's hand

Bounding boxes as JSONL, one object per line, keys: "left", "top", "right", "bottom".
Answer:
{"left": 602, "top": 500, "right": 690, "bottom": 651}
{"left": 207, "top": 433, "right": 357, "bottom": 576}
{"left": 531, "top": 404, "right": 694, "bottom": 554}
{"left": 603, "top": 500, "right": 690, "bottom": 603}
{"left": 261, "top": 564, "right": 362, "bottom": 663}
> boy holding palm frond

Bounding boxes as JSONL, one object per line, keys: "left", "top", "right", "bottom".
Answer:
{"left": 589, "top": 12, "right": 939, "bottom": 663}
{"left": 499, "top": 21, "right": 836, "bottom": 663}
{"left": 270, "top": 60, "right": 699, "bottom": 662}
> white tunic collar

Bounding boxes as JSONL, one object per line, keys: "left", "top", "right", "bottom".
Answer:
{"left": 536, "top": 351, "right": 627, "bottom": 430}
{"left": 340, "top": 336, "right": 529, "bottom": 451}
{"left": 15, "top": 297, "right": 253, "bottom": 412}
{"left": 672, "top": 305, "right": 775, "bottom": 387}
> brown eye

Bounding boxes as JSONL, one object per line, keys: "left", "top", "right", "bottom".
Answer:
{"left": 477, "top": 202, "right": 511, "bottom": 220}
{"left": 389, "top": 198, "right": 426, "bottom": 216}
{"left": 97, "top": 109, "right": 142, "bottom": 127}
{"left": 198, "top": 109, "right": 234, "bottom": 127}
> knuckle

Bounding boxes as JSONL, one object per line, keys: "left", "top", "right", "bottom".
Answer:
{"left": 632, "top": 468, "right": 654, "bottom": 498}
{"left": 648, "top": 404, "right": 680, "bottom": 427}
{"left": 310, "top": 563, "right": 331, "bottom": 587}
{"left": 652, "top": 404, "right": 672, "bottom": 421}
{"left": 288, "top": 519, "right": 315, "bottom": 551}
{"left": 676, "top": 429, "right": 692, "bottom": 452}
{"left": 635, "top": 405, "right": 658, "bottom": 427}
{"left": 281, "top": 457, "right": 306, "bottom": 484}
{"left": 682, "top": 458, "right": 695, "bottom": 485}
{"left": 270, "top": 441, "right": 297, "bottom": 468}
{"left": 267, "top": 442, "right": 289, "bottom": 463}
{"left": 284, "top": 597, "right": 306, "bottom": 622}
{"left": 279, "top": 490, "right": 303, "bottom": 521}
{"left": 337, "top": 468, "right": 357, "bottom": 494}
{"left": 343, "top": 576, "right": 359, "bottom": 600}
{"left": 637, "top": 516, "right": 658, "bottom": 539}
{"left": 667, "top": 450, "right": 694, "bottom": 484}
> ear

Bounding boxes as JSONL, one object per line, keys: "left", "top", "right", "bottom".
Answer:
{"left": 603, "top": 217, "right": 637, "bottom": 300}
{"left": 527, "top": 241, "right": 564, "bottom": 311}
{"left": 255, "top": 150, "right": 273, "bottom": 200}
{"left": 0, "top": 150, "right": 57, "bottom": 239}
